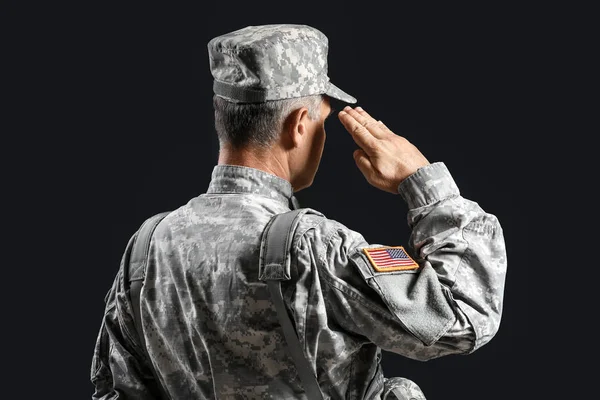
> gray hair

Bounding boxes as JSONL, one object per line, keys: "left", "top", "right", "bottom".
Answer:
{"left": 213, "top": 94, "right": 324, "bottom": 149}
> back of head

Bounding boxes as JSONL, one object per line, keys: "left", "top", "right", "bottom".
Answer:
{"left": 213, "top": 94, "right": 323, "bottom": 149}
{"left": 207, "top": 24, "right": 357, "bottom": 149}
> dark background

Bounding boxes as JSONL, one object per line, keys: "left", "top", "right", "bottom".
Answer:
{"left": 10, "top": 1, "right": 563, "bottom": 399}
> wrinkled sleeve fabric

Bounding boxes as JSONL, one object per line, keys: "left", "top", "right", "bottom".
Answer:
{"left": 305, "top": 162, "right": 507, "bottom": 361}
{"left": 90, "top": 234, "right": 161, "bottom": 400}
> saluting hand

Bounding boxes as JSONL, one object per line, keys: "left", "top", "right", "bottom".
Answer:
{"left": 338, "top": 106, "right": 430, "bottom": 194}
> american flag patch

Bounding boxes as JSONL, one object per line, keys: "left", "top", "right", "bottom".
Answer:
{"left": 363, "top": 246, "right": 418, "bottom": 272}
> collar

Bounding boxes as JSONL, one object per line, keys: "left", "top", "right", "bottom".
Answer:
{"left": 206, "top": 164, "right": 298, "bottom": 209}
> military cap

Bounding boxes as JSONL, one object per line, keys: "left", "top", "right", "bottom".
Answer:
{"left": 207, "top": 24, "right": 357, "bottom": 104}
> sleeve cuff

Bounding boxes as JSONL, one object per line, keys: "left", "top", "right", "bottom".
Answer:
{"left": 397, "top": 162, "right": 460, "bottom": 209}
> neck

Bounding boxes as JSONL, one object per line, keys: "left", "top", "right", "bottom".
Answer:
{"left": 217, "top": 144, "right": 291, "bottom": 183}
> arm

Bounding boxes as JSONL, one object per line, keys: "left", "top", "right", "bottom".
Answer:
{"left": 402, "top": 162, "right": 506, "bottom": 353}
{"left": 316, "top": 107, "right": 507, "bottom": 360}
{"left": 90, "top": 235, "right": 162, "bottom": 400}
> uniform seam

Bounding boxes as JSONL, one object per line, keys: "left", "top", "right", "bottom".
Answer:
{"left": 463, "top": 214, "right": 498, "bottom": 236}
{"left": 213, "top": 46, "right": 255, "bottom": 56}
{"left": 292, "top": 215, "right": 327, "bottom": 249}
{"left": 453, "top": 217, "right": 481, "bottom": 352}
{"left": 203, "top": 192, "right": 291, "bottom": 209}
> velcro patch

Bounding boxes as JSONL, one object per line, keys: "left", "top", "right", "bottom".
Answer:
{"left": 363, "top": 246, "right": 419, "bottom": 272}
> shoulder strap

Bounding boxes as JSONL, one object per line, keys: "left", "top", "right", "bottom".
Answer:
{"left": 259, "top": 208, "right": 325, "bottom": 400}
{"left": 129, "top": 211, "right": 171, "bottom": 400}
{"left": 128, "top": 208, "right": 324, "bottom": 399}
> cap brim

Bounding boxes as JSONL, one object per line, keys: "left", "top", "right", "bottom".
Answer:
{"left": 325, "top": 81, "right": 357, "bottom": 104}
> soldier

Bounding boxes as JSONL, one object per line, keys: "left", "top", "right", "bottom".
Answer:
{"left": 91, "top": 24, "right": 507, "bottom": 399}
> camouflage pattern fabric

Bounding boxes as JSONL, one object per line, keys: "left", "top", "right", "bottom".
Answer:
{"left": 383, "top": 377, "right": 426, "bottom": 400}
{"left": 208, "top": 24, "right": 357, "bottom": 104}
{"left": 90, "top": 162, "right": 507, "bottom": 399}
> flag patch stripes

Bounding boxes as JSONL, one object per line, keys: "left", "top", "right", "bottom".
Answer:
{"left": 363, "top": 246, "right": 418, "bottom": 272}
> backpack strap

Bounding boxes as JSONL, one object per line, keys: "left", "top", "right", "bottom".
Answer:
{"left": 259, "top": 208, "right": 325, "bottom": 400}
{"left": 127, "top": 206, "right": 325, "bottom": 399}
{"left": 128, "top": 211, "right": 171, "bottom": 400}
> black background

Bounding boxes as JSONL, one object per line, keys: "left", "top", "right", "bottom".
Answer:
{"left": 10, "top": 1, "right": 562, "bottom": 399}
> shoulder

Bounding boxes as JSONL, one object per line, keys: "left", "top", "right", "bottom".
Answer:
{"left": 290, "top": 207, "right": 367, "bottom": 256}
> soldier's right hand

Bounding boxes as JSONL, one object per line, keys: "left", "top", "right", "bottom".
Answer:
{"left": 338, "top": 106, "right": 430, "bottom": 194}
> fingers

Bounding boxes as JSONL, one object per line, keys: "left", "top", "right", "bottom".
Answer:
{"left": 338, "top": 108, "right": 379, "bottom": 155}
{"left": 376, "top": 119, "right": 393, "bottom": 134}
{"left": 353, "top": 148, "right": 373, "bottom": 177}
{"left": 353, "top": 107, "right": 388, "bottom": 136}
{"left": 343, "top": 106, "right": 387, "bottom": 138}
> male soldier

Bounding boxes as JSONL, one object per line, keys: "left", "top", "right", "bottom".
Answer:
{"left": 91, "top": 24, "right": 507, "bottom": 399}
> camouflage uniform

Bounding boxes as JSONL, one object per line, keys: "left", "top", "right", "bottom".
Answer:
{"left": 90, "top": 25, "right": 507, "bottom": 399}
{"left": 91, "top": 163, "right": 506, "bottom": 399}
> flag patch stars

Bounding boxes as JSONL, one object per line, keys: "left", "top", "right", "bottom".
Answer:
{"left": 363, "top": 246, "right": 419, "bottom": 272}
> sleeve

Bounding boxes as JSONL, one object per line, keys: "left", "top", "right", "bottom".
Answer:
{"left": 90, "top": 234, "right": 162, "bottom": 400}
{"left": 310, "top": 162, "right": 507, "bottom": 361}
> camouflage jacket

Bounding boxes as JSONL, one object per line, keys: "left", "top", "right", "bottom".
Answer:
{"left": 90, "top": 162, "right": 507, "bottom": 399}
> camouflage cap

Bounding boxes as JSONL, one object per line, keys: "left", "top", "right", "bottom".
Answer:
{"left": 207, "top": 24, "right": 357, "bottom": 104}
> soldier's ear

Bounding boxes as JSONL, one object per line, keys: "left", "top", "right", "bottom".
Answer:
{"left": 284, "top": 107, "right": 309, "bottom": 148}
